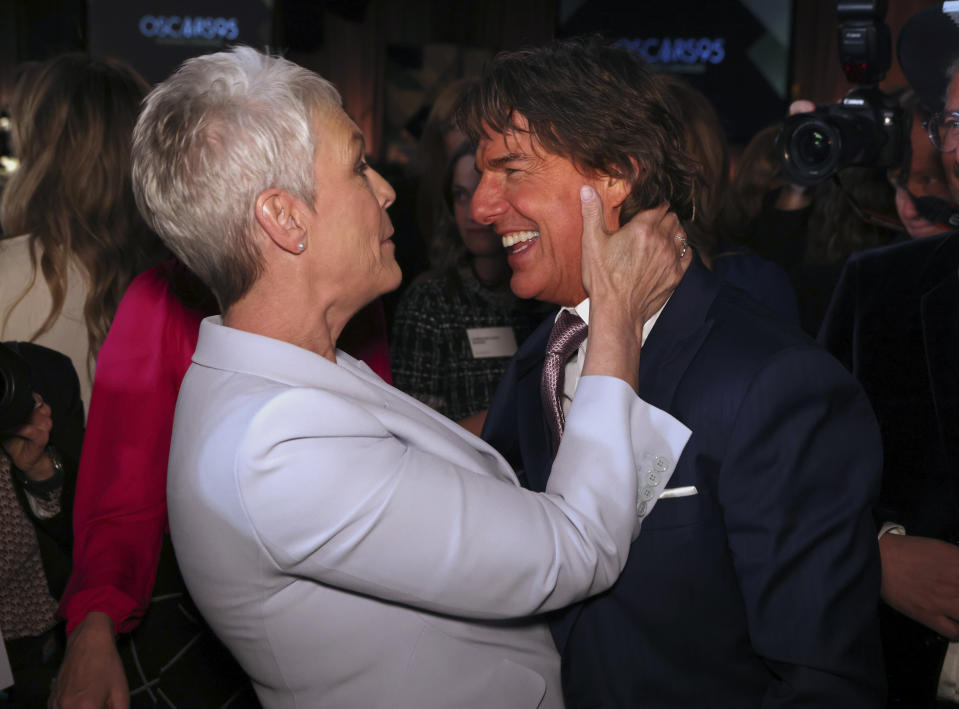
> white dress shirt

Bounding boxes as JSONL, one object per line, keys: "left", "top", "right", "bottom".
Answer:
{"left": 558, "top": 297, "right": 667, "bottom": 416}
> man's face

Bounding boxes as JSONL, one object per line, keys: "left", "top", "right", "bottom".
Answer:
{"left": 891, "top": 118, "right": 952, "bottom": 239}
{"left": 944, "top": 72, "right": 959, "bottom": 202}
{"left": 470, "top": 114, "right": 621, "bottom": 306}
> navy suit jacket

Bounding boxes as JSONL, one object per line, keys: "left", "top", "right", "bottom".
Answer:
{"left": 819, "top": 231, "right": 959, "bottom": 708}
{"left": 483, "top": 256, "right": 886, "bottom": 708}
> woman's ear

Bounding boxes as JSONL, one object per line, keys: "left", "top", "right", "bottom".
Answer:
{"left": 255, "top": 188, "right": 309, "bottom": 255}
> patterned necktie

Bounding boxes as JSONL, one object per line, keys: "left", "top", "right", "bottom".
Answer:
{"left": 541, "top": 309, "right": 588, "bottom": 454}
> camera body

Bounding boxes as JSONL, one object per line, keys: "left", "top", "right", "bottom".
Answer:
{"left": 0, "top": 342, "right": 36, "bottom": 434}
{"left": 778, "top": 0, "right": 905, "bottom": 186}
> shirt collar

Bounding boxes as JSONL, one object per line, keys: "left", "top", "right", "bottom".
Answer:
{"left": 556, "top": 297, "right": 667, "bottom": 346}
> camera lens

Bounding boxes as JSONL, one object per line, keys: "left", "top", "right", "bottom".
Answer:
{"left": 778, "top": 114, "right": 844, "bottom": 186}
{"left": 796, "top": 127, "right": 833, "bottom": 168}
{"left": 791, "top": 120, "right": 840, "bottom": 175}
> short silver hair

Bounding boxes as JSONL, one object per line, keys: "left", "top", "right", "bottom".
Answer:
{"left": 132, "top": 46, "right": 341, "bottom": 310}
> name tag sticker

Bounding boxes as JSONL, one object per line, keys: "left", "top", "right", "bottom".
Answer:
{"left": 467, "top": 327, "right": 517, "bottom": 358}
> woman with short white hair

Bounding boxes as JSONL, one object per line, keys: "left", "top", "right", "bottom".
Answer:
{"left": 132, "top": 46, "right": 690, "bottom": 708}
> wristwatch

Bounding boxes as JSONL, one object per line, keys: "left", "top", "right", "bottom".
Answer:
{"left": 17, "top": 445, "right": 65, "bottom": 499}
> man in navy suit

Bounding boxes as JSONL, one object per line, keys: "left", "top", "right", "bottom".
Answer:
{"left": 462, "top": 37, "right": 886, "bottom": 707}
{"left": 820, "top": 8, "right": 959, "bottom": 706}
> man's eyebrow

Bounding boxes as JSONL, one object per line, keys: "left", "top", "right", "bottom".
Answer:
{"left": 485, "top": 152, "right": 527, "bottom": 169}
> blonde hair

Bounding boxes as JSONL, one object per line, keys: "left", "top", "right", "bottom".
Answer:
{"left": 1, "top": 54, "right": 164, "bottom": 368}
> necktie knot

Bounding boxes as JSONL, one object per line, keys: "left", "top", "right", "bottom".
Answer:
{"left": 546, "top": 310, "right": 588, "bottom": 360}
{"left": 541, "top": 310, "right": 588, "bottom": 455}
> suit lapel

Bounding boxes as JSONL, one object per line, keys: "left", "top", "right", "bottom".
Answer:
{"left": 915, "top": 233, "right": 959, "bottom": 494}
{"left": 920, "top": 269, "right": 959, "bottom": 500}
{"left": 493, "top": 258, "right": 721, "bottom": 493}
{"left": 552, "top": 259, "right": 720, "bottom": 655}
{"left": 513, "top": 317, "right": 555, "bottom": 492}
{"left": 637, "top": 255, "right": 719, "bottom": 415}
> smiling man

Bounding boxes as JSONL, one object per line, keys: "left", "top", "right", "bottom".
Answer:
{"left": 464, "top": 37, "right": 886, "bottom": 708}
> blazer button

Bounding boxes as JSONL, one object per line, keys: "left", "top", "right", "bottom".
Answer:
{"left": 640, "top": 486, "right": 654, "bottom": 501}
{"left": 654, "top": 455, "right": 669, "bottom": 472}
{"left": 647, "top": 472, "right": 660, "bottom": 486}
{"left": 637, "top": 501, "right": 648, "bottom": 517}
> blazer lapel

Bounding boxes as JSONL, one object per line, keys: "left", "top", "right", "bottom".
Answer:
{"left": 512, "top": 316, "right": 556, "bottom": 492}
{"left": 921, "top": 270, "right": 959, "bottom": 500}
{"left": 490, "top": 258, "right": 721, "bottom": 493}
{"left": 638, "top": 255, "right": 719, "bottom": 414}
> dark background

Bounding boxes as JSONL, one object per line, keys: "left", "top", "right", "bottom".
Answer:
{"left": 0, "top": 0, "right": 943, "bottom": 158}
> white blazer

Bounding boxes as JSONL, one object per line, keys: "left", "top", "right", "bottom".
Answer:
{"left": 167, "top": 317, "right": 690, "bottom": 709}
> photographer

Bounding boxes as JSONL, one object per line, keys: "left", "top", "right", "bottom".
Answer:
{"left": 0, "top": 342, "right": 82, "bottom": 707}
{"left": 819, "top": 5, "right": 959, "bottom": 707}
{"left": 744, "top": 104, "right": 903, "bottom": 335}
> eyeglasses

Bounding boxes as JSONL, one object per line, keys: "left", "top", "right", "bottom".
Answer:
{"left": 926, "top": 111, "right": 959, "bottom": 152}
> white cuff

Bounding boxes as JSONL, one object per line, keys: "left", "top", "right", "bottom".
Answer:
{"left": 878, "top": 521, "right": 906, "bottom": 539}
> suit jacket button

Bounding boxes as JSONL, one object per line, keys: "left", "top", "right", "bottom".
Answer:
{"left": 647, "top": 472, "right": 660, "bottom": 486}
{"left": 640, "top": 486, "right": 654, "bottom": 500}
{"left": 654, "top": 455, "right": 669, "bottom": 472}
{"left": 637, "top": 500, "right": 648, "bottom": 517}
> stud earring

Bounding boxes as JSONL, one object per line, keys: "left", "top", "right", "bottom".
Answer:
{"left": 297, "top": 242, "right": 306, "bottom": 253}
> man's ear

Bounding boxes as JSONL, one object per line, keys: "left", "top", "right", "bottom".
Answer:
{"left": 596, "top": 175, "right": 631, "bottom": 231}
{"left": 600, "top": 158, "right": 643, "bottom": 210}
{"left": 254, "top": 188, "right": 309, "bottom": 254}
{"left": 597, "top": 159, "right": 643, "bottom": 229}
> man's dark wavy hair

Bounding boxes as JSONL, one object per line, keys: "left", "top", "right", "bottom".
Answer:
{"left": 455, "top": 36, "right": 699, "bottom": 229}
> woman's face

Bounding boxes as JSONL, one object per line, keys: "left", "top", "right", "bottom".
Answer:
{"left": 451, "top": 153, "right": 501, "bottom": 258}
{"left": 307, "top": 109, "right": 401, "bottom": 305}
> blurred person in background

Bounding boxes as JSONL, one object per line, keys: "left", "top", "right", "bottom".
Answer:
{"left": 819, "top": 7, "right": 959, "bottom": 706}
{"left": 656, "top": 73, "right": 798, "bottom": 324}
{"left": 889, "top": 88, "right": 956, "bottom": 239}
{"left": 415, "top": 78, "right": 473, "bottom": 248}
{"left": 739, "top": 99, "right": 904, "bottom": 334}
{"left": 378, "top": 78, "right": 476, "bottom": 326}
{"left": 0, "top": 342, "right": 83, "bottom": 707}
{"left": 725, "top": 125, "right": 783, "bottom": 238}
{"left": 0, "top": 55, "right": 166, "bottom": 414}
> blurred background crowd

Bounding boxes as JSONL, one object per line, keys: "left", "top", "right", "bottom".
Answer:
{"left": 0, "top": 0, "right": 956, "bottom": 707}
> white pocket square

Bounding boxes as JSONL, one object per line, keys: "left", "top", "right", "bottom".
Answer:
{"left": 659, "top": 485, "right": 698, "bottom": 499}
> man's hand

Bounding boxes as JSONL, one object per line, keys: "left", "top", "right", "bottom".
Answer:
{"left": 579, "top": 186, "right": 689, "bottom": 388}
{"left": 1, "top": 393, "right": 55, "bottom": 481}
{"left": 880, "top": 533, "right": 959, "bottom": 640}
{"left": 50, "top": 612, "right": 129, "bottom": 709}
